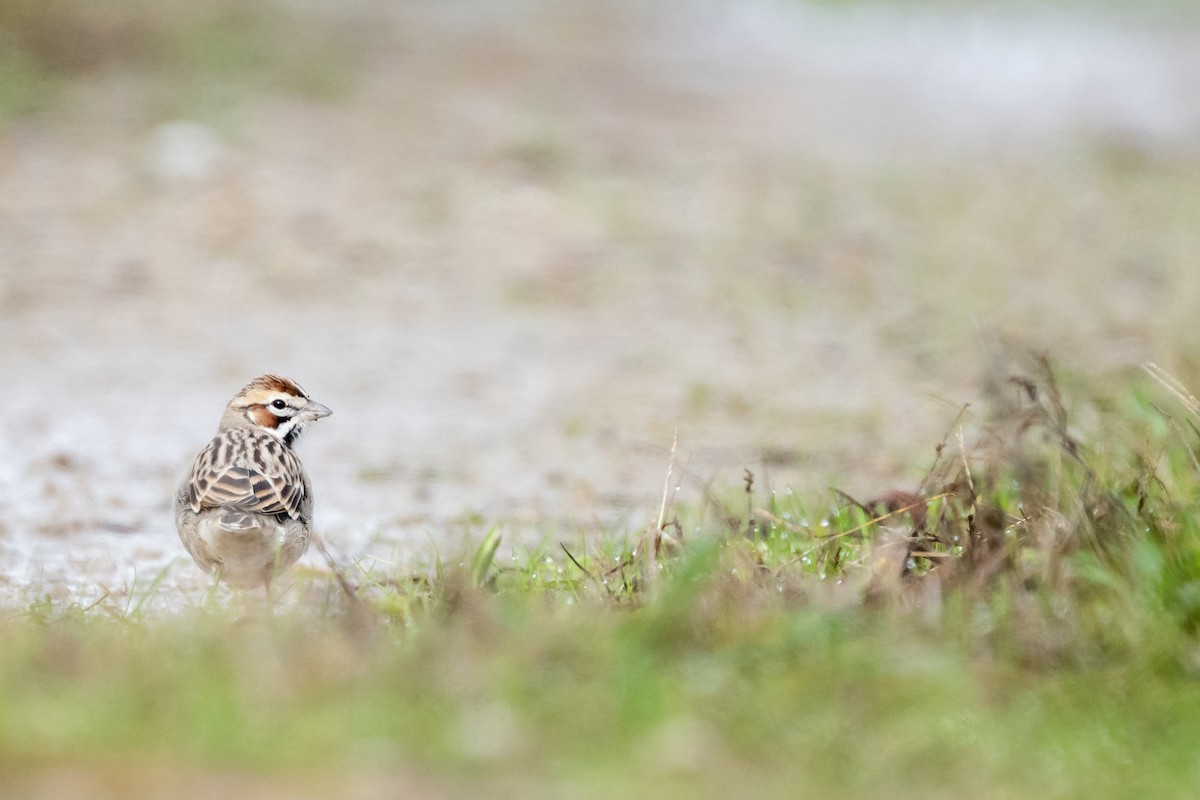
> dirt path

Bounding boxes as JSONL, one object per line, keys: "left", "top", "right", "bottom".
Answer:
{"left": 2, "top": 0, "right": 1198, "bottom": 608}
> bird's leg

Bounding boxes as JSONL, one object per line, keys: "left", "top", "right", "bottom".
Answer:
{"left": 205, "top": 568, "right": 223, "bottom": 610}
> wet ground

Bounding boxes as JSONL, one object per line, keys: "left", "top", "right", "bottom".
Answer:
{"left": 2, "top": 0, "right": 1199, "bottom": 608}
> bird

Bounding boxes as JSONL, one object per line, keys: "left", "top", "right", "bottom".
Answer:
{"left": 175, "top": 374, "right": 331, "bottom": 593}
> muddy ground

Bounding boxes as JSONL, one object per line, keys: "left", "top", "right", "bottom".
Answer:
{"left": 2, "top": 0, "right": 1199, "bottom": 608}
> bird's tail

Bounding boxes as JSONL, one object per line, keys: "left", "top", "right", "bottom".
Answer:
{"left": 217, "top": 511, "right": 259, "bottom": 532}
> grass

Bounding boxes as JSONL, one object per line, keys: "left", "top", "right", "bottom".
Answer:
{"left": 5, "top": 358, "right": 1200, "bottom": 798}
{"left": 3, "top": 2, "right": 1200, "bottom": 795}
{"left": 0, "top": 0, "right": 370, "bottom": 123}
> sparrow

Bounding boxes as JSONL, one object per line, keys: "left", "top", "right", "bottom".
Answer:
{"left": 175, "top": 374, "right": 331, "bottom": 592}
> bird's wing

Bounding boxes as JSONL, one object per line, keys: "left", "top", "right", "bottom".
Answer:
{"left": 184, "top": 436, "right": 308, "bottom": 521}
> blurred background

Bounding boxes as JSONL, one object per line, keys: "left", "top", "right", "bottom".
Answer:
{"left": 1, "top": 0, "right": 1199, "bottom": 606}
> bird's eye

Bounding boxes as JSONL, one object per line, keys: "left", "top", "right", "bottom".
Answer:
{"left": 271, "top": 399, "right": 288, "bottom": 411}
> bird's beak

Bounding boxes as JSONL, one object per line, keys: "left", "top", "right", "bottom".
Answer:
{"left": 304, "top": 400, "right": 333, "bottom": 419}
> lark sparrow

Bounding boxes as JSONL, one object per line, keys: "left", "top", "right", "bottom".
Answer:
{"left": 175, "top": 375, "right": 331, "bottom": 591}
